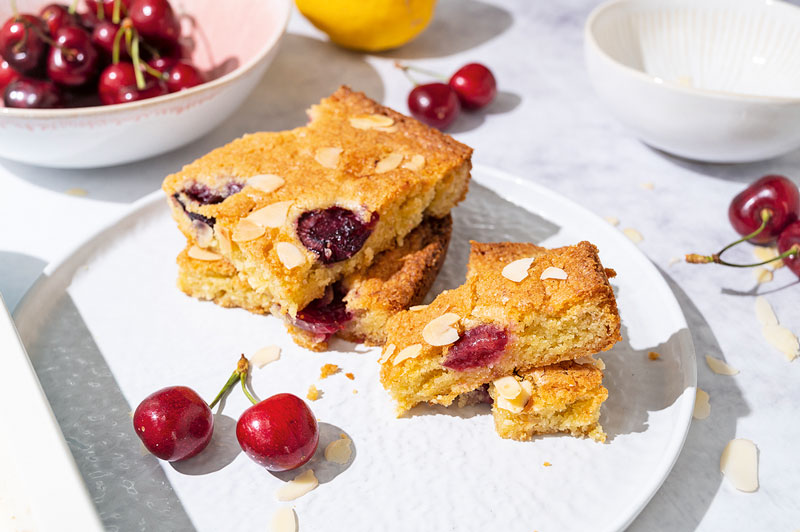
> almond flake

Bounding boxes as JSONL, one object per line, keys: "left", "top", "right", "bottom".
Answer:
{"left": 193, "top": 221, "right": 214, "bottom": 248}
{"left": 252, "top": 345, "right": 281, "bottom": 368}
{"left": 216, "top": 226, "right": 232, "bottom": 255}
{"left": 502, "top": 257, "right": 534, "bottom": 282}
{"left": 65, "top": 187, "right": 88, "bottom": 196}
{"left": 604, "top": 216, "right": 620, "bottom": 226}
{"left": 623, "top": 228, "right": 644, "bottom": 243}
{"left": 409, "top": 305, "right": 427, "bottom": 311}
{"left": 576, "top": 356, "right": 605, "bottom": 369}
{"left": 324, "top": 436, "right": 352, "bottom": 464}
{"left": 720, "top": 439, "right": 758, "bottom": 492}
{"left": 753, "top": 267, "right": 773, "bottom": 284}
{"left": 349, "top": 114, "right": 394, "bottom": 129}
{"left": 753, "top": 245, "right": 783, "bottom": 269}
{"left": 494, "top": 376, "right": 522, "bottom": 400}
{"left": 232, "top": 219, "right": 265, "bottom": 242}
{"left": 248, "top": 174, "right": 284, "bottom": 194}
{"left": 187, "top": 245, "right": 222, "bottom": 261}
{"left": 246, "top": 201, "right": 293, "bottom": 228}
{"left": 374, "top": 125, "right": 399, "bottom": 133}
{"left": 693, "top": 388, "right": 710, "bottom": 419}
{"left": 379, "top": 344, "right": 396, "bottom": 364}
{"left": 540, "top": 266, "right": 568, "bottom": 280}
{"left": 762, "top": 324, "right": 799, "bottom": 361}
{"left": 754, "top": 296, "right": 778, "bottom": 326}
{"left": 668, "top": 257, "right": 681, "bottom": 266}
{"left": 375, "top": 153, "right": 403, "bottom": 174}
{"left": 401, "top": 154, "right": 425, "bottom": 171}
{"left": 496, "top": 379, "right": 532, "bottom": 414}
{"left": 276, "top": 242, "right": 306, "bottom": 270}
{"left": 270, "top": 507, "right": 297, "bottom": 532}
{"left": 422, "top": 312, "right": 460, "bottom": 346}
{"left": 705, "top": 355, "right": 739, "bottom": 375}
{"left": 276, "top": 469, "right": 318, "bottom": 501}
{"left": 392, "top": 344, "right": 422, "bottom": 365}
{"left": 315, "top": 147, "right": 342, "bottom": 169}
{"left": 641, "top": 182, "right": 655, "bottom": 190}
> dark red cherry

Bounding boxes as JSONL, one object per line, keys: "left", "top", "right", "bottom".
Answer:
{"left": 296, "top": 207, "right": 378, "bottom": 263}
{"left": 449, "top": 63, "right": 496, "bottom": 110}
{"left": 182, "top": 181, "right": 244, "bottom": 205}
{"left": 0, "top": 14, "right": 49, "bottom": 74}
{"left": 147, "top": 55, "right": 176, "bottom": 73}
{"left": 117, "top": 77, "right": 167, "bottom": 102}
{"left": 98, "top": 61, "right": 165, "bottom": 104}
{"left": 407, "top": 82, "right": 460, "bottom": 130}
{"left": 84, "top": 0, "right": 130, "bottom": 20}
{"left": 47, "top": 26, "right": 98, "bottom": 86}
{"left": 236, "top": 393, "right": 319, "bottom": 472}
{"left": 129, "top": 0, "right": 181, "bottom": 48}
{"left": 0, "top": 55, "right": 20, "bottom": 92}
{"left": 777, "top": 221, "right": 800, "bottom": 277}
{"left": 294, "top": 285, "right": 352, "bottom": 336}
{"left": 3, "top": 78, "right": 62, "bottom": 108}
{"left": 39, "top": 4, "right": 80, "bottom": 35}
{"left": 729, "top": 175, "right": 800, "bottom": 244}
{"left": 133, "top": 386, "right": 213, "bottom": 462}
{"left": 91, "top": 20, "right": 127, "bottom": 61}
{"left": 165, "top": 60, "right": 203, "bottom": 92}
{"left": 443, "top": 324, "right": 508, "bottom": 370}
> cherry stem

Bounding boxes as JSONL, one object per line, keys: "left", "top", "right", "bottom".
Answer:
{"left": 130, "top": 32, "right": 145, "bottom": 90}
{"left": 96, "top": 0, "right": 104, "bottom": 20}
{"left": 685, "top": 209, "right": 784, "bottom": 267}
{"left": 207, "top": 354, "right": 251, "bottom": 409}
{"left": 394, "top": 61, "right": 448, "bottom": 83}
{"left": 68, "top": 0, "right": 80, "bottom": 15}
{"left": 239, "top": 367, "right": 259, "bottom": 406}
{"left": 394, "top": 61, "right": 422, "bottom": 87}
{"left": 111, "top": 24, "right": 126, "bottom": 64}
{"left": 10, "top": 0, "right": 18, "bottom": 16}
{"left": 112, "top": 0, "right": 123, "bottom": 24}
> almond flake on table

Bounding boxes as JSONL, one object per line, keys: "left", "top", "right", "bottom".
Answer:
{"left": 324, "top": 435, "right": 352, "bottom": 464}
{"left": 753, "top": 245, "right": 783, "bottom": 269}
{"left": 251, "top": 345, "right": 281, "bottom": 368}
{"left": 270, "top": 507, "right": 297, "bottom": 532}
{"left": 276, "top": 469, "right": 319, "bottom": 501}
{"left": 187, "top": 245, "right": 222, "bottom": 261}
{"left": 604, "top": 216, "right": 619, "bottom": 226}
{"left": 248, "top": 174, "right": 284, "bottom": 194}
{"left": 754, "top": 296, "right": 778, "bottom": 326}
{"left": 720, "top": 439, "right": 758, "bottom": 492}
{"left": 422, "top": 313, "right": 461, "bottom": 346}
{"left": 623, "top": 228, "right": 643, "bottom": 243}
{"left": 762, "top": 324, "right": 799, "bottom": 361}
{"left": 640, "top": 182, "right": 655, "bottom": 190}
{"left": 65, "top": 187, "right": 88, "bottom": 196}
{"left": 668, "top": 257, "right": 682, "bottom": 266}
{"left": 753, "top": 267, "right": 773, "bottom": 284}
{"left": 540, "top": 266, "right": 568, "bottom": 280}
{"left": 693, "top": 388, "right": 710, "bottom": 419}
{"left": 502, "top": 257, "right": 535, "bottom": 282}
{"left": 705, "top": 355, "right": 739, "bottom": 376}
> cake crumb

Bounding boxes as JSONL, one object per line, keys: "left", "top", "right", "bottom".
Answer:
{"left": 543, "top": 462, "right": 552, "bottom": 467}
{"left": 319, "top": 364, "right": 340, "bottom": 379}
{"left": 306, "top": 385, "right": 321, "bottom": 401}
{"left": 623, "top": 228, "right": 644, "bottom": 243}
{"left": 352, "top": 389, "right": 358, "bottom": 395}
{"left": 345, "top": 372, "right": 354, "bottom": 380}
{"left": 648, "top": 351, "right": 661, "bottom": 361}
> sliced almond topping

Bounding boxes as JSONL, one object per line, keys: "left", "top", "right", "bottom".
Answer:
{"left": 501, "top": 257, "right": 534, "bottom": 282}
{"left": 494, "top": 376, "right": 522, "bottom": 400}
{"left": 374, "top": 124, "right": 399, "bottom": 133}
{"left": 252, "top": 345, "right": 281, "bottom": 368}
{"left": 248, "top": 174, "right": 284, "bottom": 194}
{"left": 375, "top": 153, "right": 403, "bottom": 174}
{"left": 187, "top": 245, "right": 222, "bottom": 261}
{"left": 753, "top": 245, "right": 783, "bottom": 269}
{"left": 693, "top": 388, "right": 710, "bottom": 419}
{"left": 270, "top": 507, "right": 297, "bottom": 532}
{"left": 392, "top": 344, "right": 422, "bottom": 366}
{"left": 276, "top": 242, "right": 306, "bottom": 270}
{"left": 349, "top": 114, "right": 394, "bottom": 129}
{"left": 623, "top": 228, "right": 643, "bottom": 243}
{"left": 540, "top": 266, "right": 568, "bottom": 280}
{"left": 324, "top": 436, "right": 352, "bottom": 464}
{"left": 705, "top": 355, "right": 739, "bottom": 376}
{"left": 576, "top": 356, "right": 605, "bottom": 369}
{"left": 422, "top": 312, "right": 460, "bottom": 346}
{"left": 720, "top": 439, "right": 758, "bottom": 492}
{"left": 754, "top": 296, "right": 778, "bottom": 326}
{"left": 193, "top": 221, "right": 214, "bottom": 248}
{"left": 232, "top": 219, "right": 265, "bottom": 242}
{"left": 315, "top": 147, "right": 342, "bottom": 169}
{"left": 246, "top": 201, "right": 293, "bottom": 228}
{"left": 753, "top": 267, "right": 773, "bottom": 284}
{"left": 762, "top": 324, "right": 799, "bottom": 361}
{"left": 520, "top": 379, "right": 533, "bottom": 396}
{"left": 496, "top": 379, "right": 532, "bottom": 414}
{"left": 409, "top": 305, "right": 427, "bottom": 311}
{"left": 216, "top": 226, "right": 232, "bottom": 255}
{"left": 401, "top": 154, "right": 425, "bottom": 171}
{"left": 604, "top": 216, "right": 620, "bottom": 226}
{"left": 276, "top": 469, "right": 318, "bottom": 501}
{"left": 379, "top": 344, "right": 396, "bottom": 364}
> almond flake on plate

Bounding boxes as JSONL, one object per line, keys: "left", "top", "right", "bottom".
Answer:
{"left": 65, "top": 187, "right": 88, "bottom": 196}
{"left": 349, "top": 114, "right": 394, "bottom": 129}
{"left": 668, "top": 257, "right": 681, "bottom": 266}
{"left": 604, "top": 216, "right": 619, "bottom": 226}
{"left": 276, "top": 469, "right": 318, "bottom": 501}
{"left": 754, "top": 296, "right": 778, "bottom": 326}
{"left": 379, "top": 344, "right": 396, "bottom": 364}
{"left": 216, "top": 226, "right": 232, "bottom": 255}
{"left": 540, "top": 266, "right": 568, "bottom": 280}
{"left": 276, "top": 242, "right": 306, "bottom": 269}
{"left": 693, "top": 388, "right": 710, "bottom": 419}
{"left": 232, "top": 219, "right": 265, "bottom": 242}
{"left": 501, "top": 257, "right": 534, "bottom": 282}
{"left": 640, "top": 182, "right": 655, "bottom": 190}
{"left": 401, "top": 154, "right": 425, "bottom": 171}
{"left": 392, "top": 344, "right": 422, "bottom": 365}
{"left": 324, "top": 436, "right": 352, "bottom": 464}
{"left": 375, "top": 153, "right": 403, "bottom": 173}
{"left": 270, "top": 507, "right": 297, "bottom": 532}
{"left": 753, "top": 245, "right": 783, "bottom": 269}
{"left": 251, "top": 345, "right": 281, "bottom": 368}
{"left": 315, "top": 147, "right": 342, "bottom": 169}
{"left": 248, "top": 174, "right": 284, "bottom": 194}
{"left": 246, "top": 201, "right": 293, "bottom": 228}
{"left": 705, "top": 355, "right": 739, "bottom": 375}
{"left": 720, "top": 439, "right": 758, "bottom": 492}
{"left": 753, "top": 267, "right": 773, "bottom": 284}
{"left": 762, "top": 324, "right": 799, "bottom": 361}
{"left": 623, "top": 228, "right": 643, "bottom": 243}
{"left": 422, "top": 312, "right": 460, "bottom": 346}
{"left": 187, "top": 245, "right": 222, "bottom": 261}
{"left": 494, "top": 376, "right": 522, "bottom": 400}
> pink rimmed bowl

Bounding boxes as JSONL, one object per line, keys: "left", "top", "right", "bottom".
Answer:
{"left": 0, "top": 0, "right": 291, "bottom": 168}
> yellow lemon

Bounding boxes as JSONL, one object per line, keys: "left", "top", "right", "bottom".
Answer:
{"left": 295, "top": 0, "right": 436, "bottom": 52}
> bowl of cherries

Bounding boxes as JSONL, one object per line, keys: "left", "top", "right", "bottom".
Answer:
{"left": 0, "top": 0, "right": 291, "bottom": 168}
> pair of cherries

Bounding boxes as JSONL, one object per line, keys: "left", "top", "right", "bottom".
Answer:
{"left": 688, "top": 175, "right": 800, "bottom": 277}
{"left": 133, "top": 355, "right": 319, "bottom": 471}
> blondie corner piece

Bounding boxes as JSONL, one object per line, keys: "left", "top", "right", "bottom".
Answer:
{"left": 163, "top": 85, "right": 472, "bottom": 316}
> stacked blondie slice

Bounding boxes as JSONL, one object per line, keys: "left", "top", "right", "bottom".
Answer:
{"left": 379, "top": 241, "right": 620, "bottom": 441}
{"left": 163, "top": 86, "right": 472, "bottom": 350}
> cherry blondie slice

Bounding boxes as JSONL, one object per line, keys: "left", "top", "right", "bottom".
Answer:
{"left": 177, "top": 216, "right": 452, "bottom": 351}
{"left": 163, "top": 86, "right": 471, "bottom": 316}
{"left": 379, "top": 240, "right": 620, "bottom": 413}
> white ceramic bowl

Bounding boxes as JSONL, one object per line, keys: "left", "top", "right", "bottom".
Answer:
{"left": 585, "top": 0, "right": 800, "bottom": 163}
{"left": 0, "top": 0, "right": 291, "bottom": 168}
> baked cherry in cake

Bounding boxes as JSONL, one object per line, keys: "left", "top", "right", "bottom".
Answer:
{"left": 296, "top": 207, "right": 378, "bottom": 264}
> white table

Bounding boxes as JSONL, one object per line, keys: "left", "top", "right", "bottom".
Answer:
{"left": 1, "top": 2, "right": 798, "bottom": 530}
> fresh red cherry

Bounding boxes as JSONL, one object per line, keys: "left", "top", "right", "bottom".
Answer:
{"left": 117, "top": 76, "right": 167, "bottom": 102}
{"left": 777, "top": 221, "right": 800, "bottom": 277}
{"left": 147, "top": 55, "right": 176, "bottom": 73}
{"left": 47, "top": 26, "right": 99, "bottom": 86}
{"left": 98, "top": 61, "right": 165, "bottom": 104}
{"left": 3, "top": 78, "right": 62, "bottom": 108}
{"left": 729, "top": 175, "right": 800, "bottom": 244}
{"left": 0, "top": 14, "right": 49, "bottom": 74}
{"left": 237, "top": 393, "right": 319, "bottom": 472}
{"left": 91, "top": 20, "right": 127, "bottom": 61}
{"left": 449, "top": 63, "right": 496, "bottom": 110}
{"left": 407, "top": 82, "right": 460, "bottom": 130}
{"left": 85, "top": 0, "right": 130, "bottom": 20}
{"left": 133, "top": 385, "right": 213, "bottom": 461}
{"left": 128, "top": 0, "right": 181, "bottom": 48}
{"left": 164, "top": 60, "right": 203, "bottom": 92}
{"left": 40, "top": 4, "right": 80, "bottom": 35}
{"left": 0, "top": 55, "right": 20, "bottom": 92}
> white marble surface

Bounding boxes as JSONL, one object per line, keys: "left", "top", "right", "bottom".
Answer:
{"left": 0, "top": 1, "right": 798, "bottom": 530}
